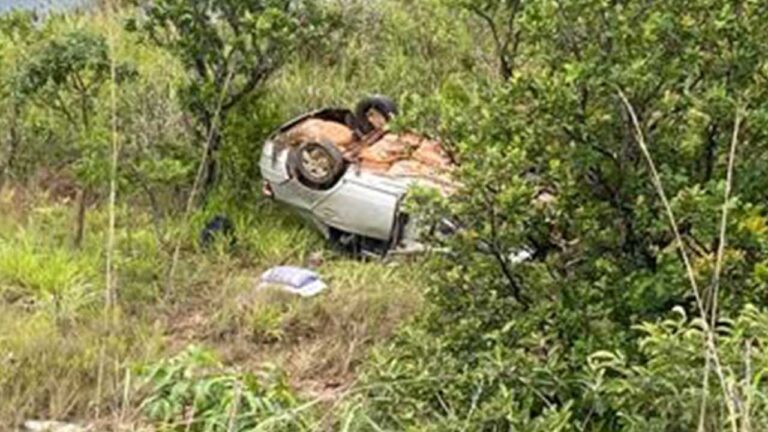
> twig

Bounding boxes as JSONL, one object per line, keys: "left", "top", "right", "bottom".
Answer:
{"left": 167, "top": 68, "right": 235, "bottom": 295}
{"left": 95, "top": 4, "right": 120, "bottom": 422}
{"left": 461, "top": 384, "right": 483, "bottom": 432}
{"left": 227, "top": 381, "right": 242, "bottom": 432}
{"left": 119, "top": 368, "right": 132, "bottom": 426}
{"left": 710, "top": 109, "right": 741, "bottom": 329}
{"left": 105, "top": 3, "right": 121, "bottom": 312}
{"left": 616, "top": 89, "right": 739, "bottom": 432}
{"left": 743, "top": 339, "right": 753, "bottom": 432}
{"left": 700, "top": 107, "right": 742, "bottom": 432}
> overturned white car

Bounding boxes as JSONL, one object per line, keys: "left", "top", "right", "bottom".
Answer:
{"left": 259, "top": 96, "right": 457, "bottom": 255}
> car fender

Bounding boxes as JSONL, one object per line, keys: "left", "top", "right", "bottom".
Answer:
{"left": 310, "top": 172, "right": 407, "bottom": 241}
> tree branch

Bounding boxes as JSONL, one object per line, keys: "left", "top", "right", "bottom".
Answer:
{"left": 483, "top": 188, "right": 529, "bottom": 307}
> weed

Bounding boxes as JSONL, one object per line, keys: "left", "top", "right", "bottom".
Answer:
{"left": 138, "top": 345, "right": 312, "bottom": 432}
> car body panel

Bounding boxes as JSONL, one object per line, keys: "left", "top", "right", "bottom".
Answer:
{"left": 261, "top": 140, "right": 407, "bottom": 241}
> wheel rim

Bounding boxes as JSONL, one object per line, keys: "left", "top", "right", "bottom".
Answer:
{"left": 301, "top": 146, "right": 333, "bottom": 179}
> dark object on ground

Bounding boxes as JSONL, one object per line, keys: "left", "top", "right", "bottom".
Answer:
{"left": 200, "top": 214, "right": 236, "bottom": 249}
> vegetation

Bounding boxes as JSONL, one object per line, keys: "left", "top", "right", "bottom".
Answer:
{"left": 139, "top": 345, "right": 310, "bottom": 431}
{"left": 1, "top": 0, "right": 767, "bottom": 431}
{"left": 131, "top": 0, "right": 334, "bottom": 192}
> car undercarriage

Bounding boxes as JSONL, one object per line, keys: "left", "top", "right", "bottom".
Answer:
{"left": 259, "top": 96, "right": 457, "bottom": 255}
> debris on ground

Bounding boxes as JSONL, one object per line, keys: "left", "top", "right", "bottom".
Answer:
{"left": 199, "top": 214, "right": 236, "bottom": 248}
{"left": 259, "top": 266, "right": 327, "bottom": 297}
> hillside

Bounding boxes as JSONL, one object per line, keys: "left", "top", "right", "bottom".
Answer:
{"left": 2, "top": 1, "right": 768, "bottom": 431}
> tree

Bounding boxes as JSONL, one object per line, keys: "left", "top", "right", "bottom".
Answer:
{"left": 15, "top": 30, "right": 135, "bottom": 247}
{"left": 134, "top": 0, "right": 333, "bottom": 196}
{"left": 361, "top": 0, "right": 768, "bottom": 429}
{"left": 454, "top": 0, "right": 524, "bottom": 81}
{"left": 0, "top": 11, "right": 37, "bottom": 185}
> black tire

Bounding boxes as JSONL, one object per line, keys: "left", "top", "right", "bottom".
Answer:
{"left": 289, "top": 140, "right": 346, "bottom": 189}
{"left": 355, "top": 95, "right": 399, "bottom": 133}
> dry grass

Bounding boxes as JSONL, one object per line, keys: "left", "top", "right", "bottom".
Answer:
{"left": 163, "top": 247, "right": 427, "bottom": 400}
{"left": 0, "top": 184, "right": 428, "bottom": 428}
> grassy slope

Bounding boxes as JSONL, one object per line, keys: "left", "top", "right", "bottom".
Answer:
{"left": 0, "top": 1, "right": 475, "bottom": 427}
{"left": 0, "top": 186, "right": 426, "bottom": 427}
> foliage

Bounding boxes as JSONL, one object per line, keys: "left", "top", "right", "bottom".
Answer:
{"left": 0, "top": 238, "right": 96, "bottom": 317}
{"left": 452, "top": 0, "right": 524, "bottom": 81}
{"left": 3, "top": 0, "right": 768, "bottom": 430}
{"left": 133, "top": 0, "right": 335, "bottom": 190}
{"left": 15, "top": 29, "right": 135, "bottom": 185}
{"left": 355, "top": 0, "right": 768, "bottom": 430}
{"left": 0, "top": 303, "right": 161, "bottom": 428}
{"left": 138, "top": 345, "right": 310, "bottom": 432}
{"left": 0, "top": 11, "right": 38, "bottom": 182}
{"left": 584, "top": 305, "right": 768, "bottom": 431}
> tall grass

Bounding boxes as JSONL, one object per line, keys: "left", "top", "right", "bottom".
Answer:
{"left": 619, "top": 90, "right": 752, "bottom": 431}
{"left": 0, "top": 0, "right": 473, "bottom": 428}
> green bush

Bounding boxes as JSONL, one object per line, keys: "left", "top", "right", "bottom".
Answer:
{"left": 138, "top": 345, "right": 311, "bottom": 432}
{"left": 351, "top": 0, "right": 768, "bottom": 430}
{"left": 584, "top": 305, "right": 768, "bottom": 431}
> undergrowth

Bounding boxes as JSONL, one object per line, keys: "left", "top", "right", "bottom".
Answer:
{"left": 0, "top": 186, "right": 427, "bottom": 429}
{"left": 5, "top": 0, "right": 768, "bottom": 430}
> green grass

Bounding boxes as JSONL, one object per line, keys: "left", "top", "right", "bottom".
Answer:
{"left": 209, "top": 258, "right": 426, "bottom": 381}
{"left": 0, "top": 186, "right": 428, "bottom": 429}
{"left": 0, "top": 2, "right": 460, "bottom": 427}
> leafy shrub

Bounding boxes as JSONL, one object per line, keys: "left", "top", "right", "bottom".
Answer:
{"left": 139, "top": 345, "right": 311, "bottom": 432}
{"left": 585, "top": 305, "right": 768, "bottom": 431}
{"left": 351, "top": 0, "right": 768, "bottom": 430}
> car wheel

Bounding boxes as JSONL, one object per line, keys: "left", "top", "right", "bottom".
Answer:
{"left": 289, "top": 140, "right": 346, "bottom": 189}
{"left": 355, "top": 95, "right": 399, "bottom": 134}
